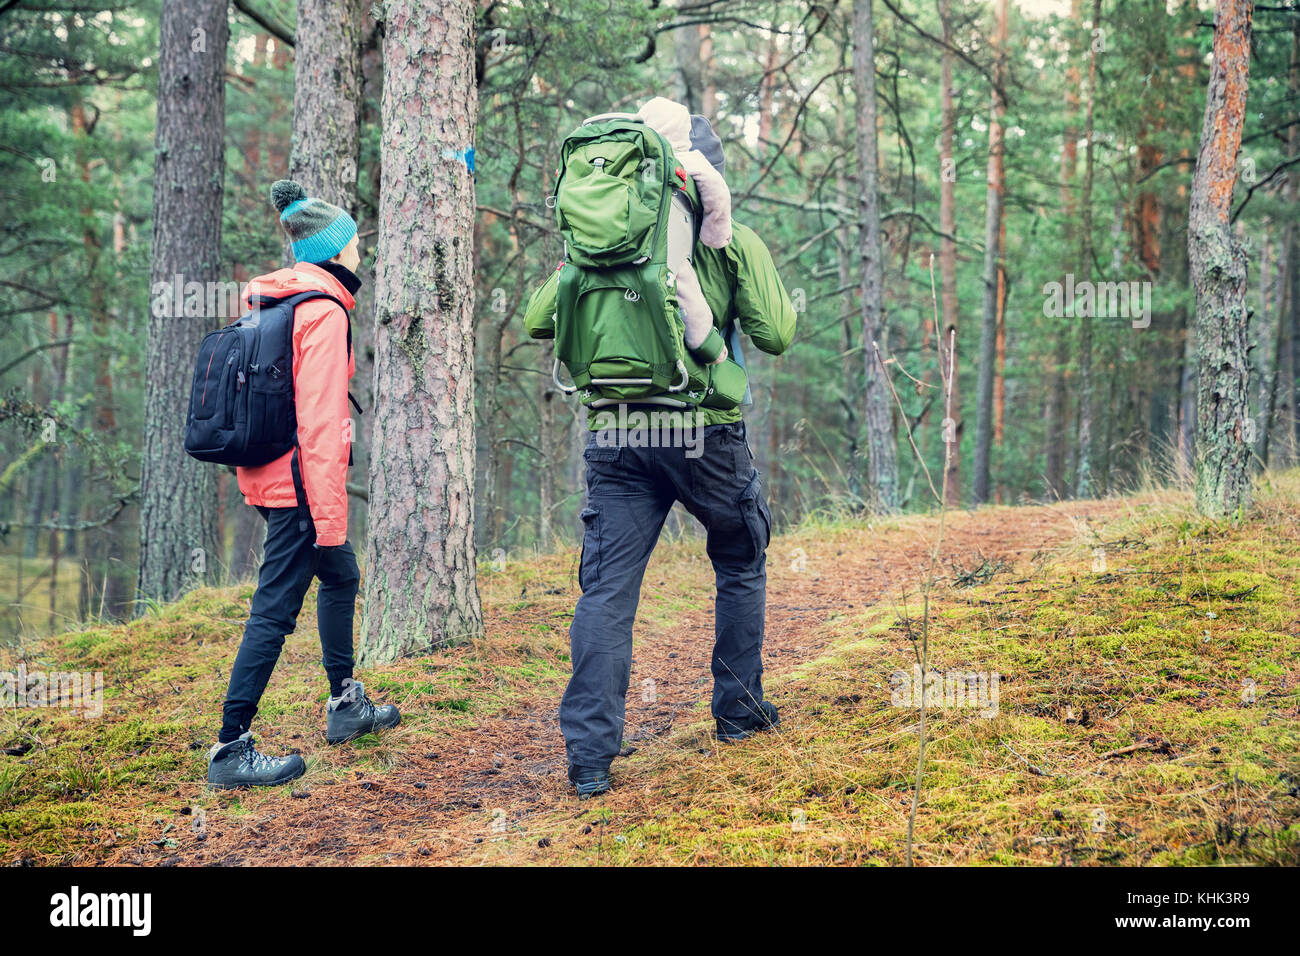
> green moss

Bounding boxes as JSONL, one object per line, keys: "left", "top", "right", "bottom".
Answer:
{"left": 5, "top": 479, "right": 1300, "bottom": 866}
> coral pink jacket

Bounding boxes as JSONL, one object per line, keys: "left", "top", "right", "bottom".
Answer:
{"left": 236, "top": 263, "right": 356, "bottom": 547}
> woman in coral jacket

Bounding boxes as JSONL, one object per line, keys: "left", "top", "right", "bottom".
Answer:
{"left": 207, "top": 181, "right": 400, "bottom": 790}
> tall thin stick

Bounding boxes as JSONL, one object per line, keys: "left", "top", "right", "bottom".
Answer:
{"left": 875, "top": 254, "right": 956, "bottom": 866}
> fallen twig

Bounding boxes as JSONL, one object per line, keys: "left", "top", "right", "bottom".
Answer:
{"left": 1099, "top": 739, "right": 1171, "bottom": 760}
{"left": 1001, "top": 740, "right": 1057, "bottom": 777}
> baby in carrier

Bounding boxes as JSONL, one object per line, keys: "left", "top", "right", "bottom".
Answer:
{"left": 637, "top": 97, "right": 730, "bottom": 366}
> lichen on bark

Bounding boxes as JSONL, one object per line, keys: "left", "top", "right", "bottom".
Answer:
{"left": 1187, "top": 0, "right": 1255, "bottom": 521}
{"left": 361, "top": 0, "right": 485, "bottom": 663}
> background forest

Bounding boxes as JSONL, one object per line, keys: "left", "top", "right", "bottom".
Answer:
{"left": 2, "top": 0, "right": 1297, "bottom": 641}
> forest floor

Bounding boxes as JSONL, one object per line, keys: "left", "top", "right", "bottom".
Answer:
{"left": 2, "top": 475, "right": 1299, "bottom": 866}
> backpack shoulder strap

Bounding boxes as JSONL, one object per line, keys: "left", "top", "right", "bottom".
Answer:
{"left": 250, "top": 291, "right": 363, "bottom": 493}
{"left": 249, "top": 290, "right": 353, "bottom": 358}
{"left": 249, "top": 290, "right": 348, "bottom": 315}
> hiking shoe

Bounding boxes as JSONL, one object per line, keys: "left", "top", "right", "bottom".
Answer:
{"left": 207, "top": 733, "right": 305, "bottom": 790}
{"left": 572, "top": 767, "right": 611, "bottom": 800}
{"left": 716, "top": 700, "right": 780, "bottom": 742}
{"left": 326, "top": 678, "right": 401, "bottom": 744}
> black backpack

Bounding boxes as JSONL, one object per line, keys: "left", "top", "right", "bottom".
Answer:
{"left": 183, "top": 291, "right": 352, "bottom": 468}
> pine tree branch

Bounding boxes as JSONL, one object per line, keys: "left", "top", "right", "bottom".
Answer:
{"left": 231, "top": 0, "right": 294, "bottom": 47}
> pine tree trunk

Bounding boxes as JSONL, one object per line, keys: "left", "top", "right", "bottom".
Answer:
{"left": 351, "top": 36, "right": 386, "bottom": 548}
{"left": 699, "top": 25, "right": 716, "bottom": 117}
{"left": 289, "top": 0, "right": 363, "bottom": 216}
{"left": 23, "top": 349, "right": 47, "bottom": 559}
{"left": 1253, "top": 238, "right": 1274, "bottom": 463}
{"left": 994, "top": 216, "right": 1007, "bottom": 459}
{"left": 1274, "top": 24, "right": 1300, "bottom": 463}
{"left": 834, "top": 83, "right": 861, "bottom": 501}
{"left": 539, "top": 359, "right": 555, "bottom": 550}
{"left": 757, "top": 37, "right": 778, "bottom": 149}
{"left": 1177, "top": 309, "right": 1198, "bottom": 478}
{"left": 938, "top": 0, "right": 961, "bottom": 505}
{"left": 1189, "top": 0, "right": 1254, "bottom": 518}
{"left": 73, "top": 96, "right": 129, "bottom": 619}
{"left": 1133, "top": 0, "right": 1166, "bottom": 477}
{"left": 288, "top": 0, "right": 365, "bottom": 541}
{"left": 47, "top": 314, "right": 72, "bottom": 633}
{"left": 361, "top": 0, "right": 484, "bottom": 662}
{"left": 1275, "top": 225, "right": 1298, "bottom": 462}
{"left": 138, "top": 0, "right": 227, "bottom": 606}
{"left": 853, "top": 0, "right": 898, "bottom": 511}
{"left": 674, "top": 22, "right": 705, "bottom": 113}
{"left": 973, "top": 0, "right": 1007, "bottom": 504}
{"left": 1046, "top": 0, "right": 1082, "bottom": 499}
{"left": 1074, "top": 0, "right": 1101, "bottom": 500}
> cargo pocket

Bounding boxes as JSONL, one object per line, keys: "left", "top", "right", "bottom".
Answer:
{"left": 583, "top": 443, "right": 622, "bottom": 464}
{"left": 738, "top": 472, "right": 771, "bottom": 561}
{"left": 583, "top": 442, "right": 625, "bottom": 497}
{"left": 578, "top": 506, "right": 601, "bottom": 591}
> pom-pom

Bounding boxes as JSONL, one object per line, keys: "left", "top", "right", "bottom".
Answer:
{"left": 270, "top": 179, "right": 307, "bottom": 213}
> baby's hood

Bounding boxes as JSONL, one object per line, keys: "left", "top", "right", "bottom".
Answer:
{"left": 637, "top": 97, "right": 693, "bottom": 153}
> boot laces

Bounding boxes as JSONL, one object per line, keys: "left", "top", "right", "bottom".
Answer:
{"left": 355, "top": 691, "right": 377, "bottom": 719}
{"left": 337, "top": 679, "right": 375, "bottom": 716}
{"left": 241, "top": 740, "right": 279, "bottom": 772}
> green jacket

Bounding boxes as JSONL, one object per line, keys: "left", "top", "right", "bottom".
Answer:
{"left": 523, "top": 221, "right": 797, "bottom": 428}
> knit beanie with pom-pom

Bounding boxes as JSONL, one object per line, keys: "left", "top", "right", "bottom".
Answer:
{"left": 270, "top": 179, "right": 357, "bottom": 264}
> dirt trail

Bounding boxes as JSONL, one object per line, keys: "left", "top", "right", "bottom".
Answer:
{"left": 179, "top": 500, "right": 1122, "bottom": 866}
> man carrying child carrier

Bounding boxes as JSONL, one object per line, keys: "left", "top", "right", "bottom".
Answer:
{"left": 523, "top": 108, "right": 797, "bottom": 798}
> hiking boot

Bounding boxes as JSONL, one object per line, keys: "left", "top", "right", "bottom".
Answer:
{"left": 571, "top": 767, "right": 611, "bottom": 800}
{"left": 207, "top": 733, "right": 305, "bottom": 789}
{"left": 326, "top": 678, "right": 401, "bottom": 744}
{"left": 716, "top": 700, "right": 780, "bottom": 743}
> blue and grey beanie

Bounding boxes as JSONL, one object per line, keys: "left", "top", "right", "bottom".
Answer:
{"left": 270, "top": 179, "right": 357, "bottom": 264}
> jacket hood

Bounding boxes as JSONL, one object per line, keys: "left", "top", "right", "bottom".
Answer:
{"left": 242, "top": 262, "right": 357, "bottom": 312}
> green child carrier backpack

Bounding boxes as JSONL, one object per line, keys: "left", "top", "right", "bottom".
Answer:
{"left": 549, "top": 113, "right": 725, "bottom": 411}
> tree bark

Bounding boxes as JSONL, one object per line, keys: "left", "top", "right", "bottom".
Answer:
{"left": 1045, "top": 0, "right": 1082, "bottom": 499}
{"left": 138, "top": 0, "right": 227, "bottom": 606}
{"left": 973, "top": 0, "right": 1007, "bottom": 504}
{"left": 1188, "top": 0, "right": 1254, "bottom": 518}
{"left": 539, "top": 358, "right": 555, "bottom": 550}
{"left": 674, "top": 22, "right": 706, "bottom": 114}
{"left": 757, "top": 35, "right": 778, "bottom": 150}
{"left": 1177, "top": 307, "right": 1198, "bottom": 478}
{"left": 287, "top": 0, "right": 365, "bottom": 544}
{"left": 1271, "top": 24, "right": 1300, "bottom": 463}
{"left": 853, "top": 0, "right": 899, "bottom": 511}
{"left": 834, "top": 80, "right": 861, "bottom": 501}
{"left": 1074, "top": 0, "right": 1100, "bottom": 500}
{"left": 73, "top": 95, "right": 129, "bottom": 619}
{"left": 1253, "top": 237, "right": 1274, "bottom": 464}
{"left": 699, "top": 25, "right": 716, "bottom": 118}
{"left": 288, "top": 0, "right": 363, "bottom": 219}
{"left": 938, "top": 0, "right": 961, "bottom": 505}
{"left": 361, "top": 0, "right": 484, "bottom": 661}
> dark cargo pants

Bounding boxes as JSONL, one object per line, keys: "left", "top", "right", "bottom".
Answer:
{"left": 560, "top": 419, "right": 772, "bottom": 778}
